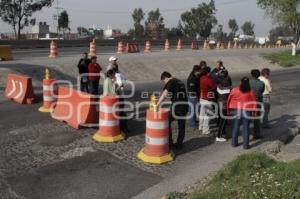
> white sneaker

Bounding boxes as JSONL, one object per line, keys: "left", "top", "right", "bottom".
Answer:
{"left": 216, "top": 137, "right": 227, "bottom": 142}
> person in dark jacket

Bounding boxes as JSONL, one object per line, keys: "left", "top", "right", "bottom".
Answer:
{"left": 88, "top": 56, "right": 102, "bottom": 95}
{"left": 158, "top": 72, "right": 188, "bottom": 150}
{"left": 211, "top": 60, "right": 225, "bottom": 83}
{"left": 216, "top": 69, "right": 232, "bottom": 142}
{"left": 199, "top": 60, "right": 207, "bottom": 69}
{"left": 249, "top": 69, "right": 265, "bottom": 139}
{"left": 187, "top": 65, "right": 202, "bottom": 128}
{"left": 77, "top": 52, "right": 91, "bottom": 92}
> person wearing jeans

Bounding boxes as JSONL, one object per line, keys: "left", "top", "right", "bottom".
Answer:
{"left": 187, "top": 65, "right": 202, "bottom": 128}
{"left": 259, "top": 68, "right": 272, "bottom": 128}
{"left": 227, "top": 77, "right": 257, "bottom": 149}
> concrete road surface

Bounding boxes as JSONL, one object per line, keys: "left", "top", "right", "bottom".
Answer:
{"left": 0, "top": 64, "right": 300, "bottom": 198}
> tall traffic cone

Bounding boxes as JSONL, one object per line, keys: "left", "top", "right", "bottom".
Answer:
{"left": 190, "top": 41, "right": 199, "bottom": 50}
{"left": 89, "top": 39, "right": 97, "bottom": 56}
{"left": 164, "top": 39, "right": 171, "bottom": 51}
{"left": 227, "top": 41, "right": 232, "bottom": 49}
{"left": 117, "top": 42, "right": 125, "bottom": 54}
{"left": 233, "top": 41, "right": 238, "bottom": 49}
{"left": 203, "top": 40, "right": 208, "bottom": 50}
{"left": 176, "top": 39, "right": 183, "bottom": 50}
{"left": 144, "top": 41, "right": 152, "bottom": 53}
{"left": 220, "top": 43, "right": 225, "bottom": 49}
{"left": 93, "top": 94, "right": 125, "bottom": 142}
{"left": 39, "top": 68, "right": 57, "bottom": 113}
{"left": 49, "top": 40, "right": 57, "bottom": 58}
{"left": 216, "top": 41, "right": 221, "bottom": 49}
{"left": 137, "top": 95, "right": 174, "bottom": 164}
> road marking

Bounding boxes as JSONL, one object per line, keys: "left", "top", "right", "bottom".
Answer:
{"left": 6, "top": 80, "right": 16, "bottom": 97}
{"left": 14, "top": 81, "right": 23, "bottom": 99}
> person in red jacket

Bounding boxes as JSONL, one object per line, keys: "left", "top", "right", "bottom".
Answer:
{"left": 199, "top": 66, "right": 217, "bottom": 134}
{"left": 88, "top": 56, "right": 102, "bottom": 95}
{"left": 227, "top": 77, "right": 257, "bottom": 149}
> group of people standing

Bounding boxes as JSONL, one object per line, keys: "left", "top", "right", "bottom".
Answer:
{"left": 157, "top": 61, "right": 272, "bottom": 150}
{"left": 77, "top": 52, "right": 129, "bottom": 133}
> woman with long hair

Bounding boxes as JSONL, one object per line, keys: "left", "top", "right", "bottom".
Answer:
{"left": 227, "top": 77, "right": 257, "bottom": 149}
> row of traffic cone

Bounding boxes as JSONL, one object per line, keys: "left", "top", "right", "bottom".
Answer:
{"left": 48, "top": 39, "right": 289, "bottom": 58}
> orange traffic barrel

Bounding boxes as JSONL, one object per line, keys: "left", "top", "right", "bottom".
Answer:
{"left": 144, "top": 41, "right": 152, "bottom": 53}
{"left": 190, "top": 41, "right": 198, "bottom": 50}
{"left": 164, "top": 39, "right": 170, "bottom": 51}
{"left": 117, "top": 42, "right": 125, "bottom": 54}
{"left": 39, "top": 68, "right": 57, "bottom": 113}
{"left": 93, "top": 94, "right": 124, "bottom": 142}
{"left": 137, "top": 108, "right": 174, "bottom": 164}
{"left": 49, "top": 40, "right": 57, "bottom": 58}
{"left": 89, "top": 39, "right": 97, "bottom": 56}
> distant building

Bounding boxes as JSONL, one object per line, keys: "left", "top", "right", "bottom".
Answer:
{"left": 30, "top": 22, "right": 50, "bottom": 39}
{"left": 104, "top": 26, "right": 121, "bottom": 39}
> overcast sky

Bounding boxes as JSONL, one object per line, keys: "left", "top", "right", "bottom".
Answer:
{"left": 0, "top": 0, "right": 274, "bottom": 36}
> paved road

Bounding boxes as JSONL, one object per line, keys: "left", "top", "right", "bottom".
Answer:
{"left": 0, "top": 67, "right": 300, "bottom": 199}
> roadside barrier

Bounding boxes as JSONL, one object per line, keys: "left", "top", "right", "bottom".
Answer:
{"left": 93, "top": 94, "right": 124, "bottom": 142}
{"left": 190, "top": 41, "right": 199, "bottom": 50}
{"left": 144, "top": 41, "right": 152, "bottom": 53}
{"left": 176, "top": 39, "right": 183, "bottom": 51}
{"left": 38, "top": 68, "right": 57, "bottom": 113}
{"left": 117, "top": 41, "right": 125, "bottom": 54}
{"left": 0, "top": 45, "right": 13, "bottom": 61}
{"left": 126, "top": 43, "right": 140, "bottom": 53}
{"left": 138, "top": 108, "right": 174, "bottom": 164}
{"left": 49, "top": 40, "right": 57, "bottom": 58}
{"left": 89, "top": 39, "right": 97, "bottom": 56}
{"left": 164, "top": 39, "right": 171, "bottom": 51}
{"left": 4, "top": 74, "right": 36, "bottom": 104}
{"left": 220, "top": 43, "right": 225, "bottom": 49}
{"left": 51, "top": 86, "right": 98, "bottom": 129}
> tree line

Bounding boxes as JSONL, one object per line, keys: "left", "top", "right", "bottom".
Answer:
{"left": 0, "top": 0, "right": 299, "bottom": 43}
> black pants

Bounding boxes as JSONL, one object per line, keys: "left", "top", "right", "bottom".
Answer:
{"left": 217, "top": 109, "right": 227, "bottom": 138}
{"left": 80, "top": 79, "right": 89, "bottom": 93}
{"left": 119, "top": 97, "right": 128, "bottom": 132}
{"left": 253, "top": 103, "right": 262, "bottom": 138}
{"left": 169, "top": 111, "right": 187, "bottom": 145}
{"left": 89, "top": 80, "right": 99, "bottom": 95}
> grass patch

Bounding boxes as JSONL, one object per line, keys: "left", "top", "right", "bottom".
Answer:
{"left": 167, "top": 152, "right": 300, "bottom": 199}
{"left": 263, "top": 50, "right": 300, "bottom": 67}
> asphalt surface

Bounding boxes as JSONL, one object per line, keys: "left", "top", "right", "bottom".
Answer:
{"left": 0, "top": 63, "right": 300, "bottom": 198}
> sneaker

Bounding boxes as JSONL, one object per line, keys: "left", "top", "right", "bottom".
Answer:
{"left": 216, "top": 137, "right": 227, "bottom": 142}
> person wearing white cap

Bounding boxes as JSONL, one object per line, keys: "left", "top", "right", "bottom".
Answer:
{"left": 106, "top": 56, "right": 129, "bottom": 133}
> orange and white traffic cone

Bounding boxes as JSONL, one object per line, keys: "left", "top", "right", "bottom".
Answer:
{"left": 89, "top": 39, "right": 97, "bottom": 56}
{"left": 227, "top": 41, "right": 232, "bottom": 49}
{"left": 117, "top": 42, "right": 125, "bottom": 54}
{"left": 93, "top": 94, "right": 125, "bottom": 142}
{"left": 49, "top": 40, "right": 57, "bottom": 58}
{"left": 137, "top": 105, "right": 173, "bottom": 164}
{"left": 164, "top": 39, "right": 171, "bottom": 51}
{"left": 190, "top": 41, "right": 199, "bottom": 50}
{"left": 176, "top": 39, "right": 183, "bottom": 51}
{"left": 216, "top": 41, "right": 221, "bottom": 49}
{"left": 144, "top": 41, "right": 152, "bottom": 53}
{"left": 203, "top": 40, "right": 208, "bottom": 50}
{"left": 39, "top": 68, "right": 57, "bottom": 113}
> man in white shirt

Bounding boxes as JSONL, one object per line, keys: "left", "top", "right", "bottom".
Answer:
{"left": 259, "top": 68, "right": 272, "bottom": 128}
